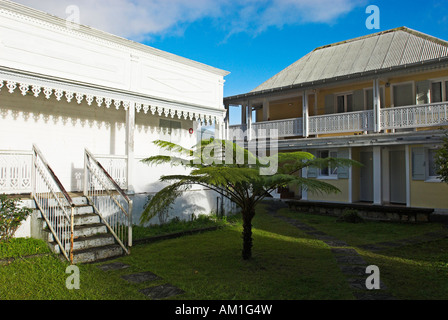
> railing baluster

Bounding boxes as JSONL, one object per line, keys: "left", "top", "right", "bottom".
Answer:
{"left": 32, "top": 144, "right": 74, "bottom": 264}
{"left": 84, "top": 148, "right": 132, "bottom": 254}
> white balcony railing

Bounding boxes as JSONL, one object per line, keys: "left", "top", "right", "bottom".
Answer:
{"left": 252, "top": 118, "right": 303, "bottom": 138}
{"left": 229, "top": 102, "right": 448, "bottom": 141}
{"left": 0, "top": 150, "right": 32, "bottom": 194}
{"left": 0, "top": 151, "right": 127, "bottom": 195}
{"left": 381, "top": 102, "right": 448, "bottom": 130}
{"left": 309, "top": 110, "right": 374, "bottom": 135}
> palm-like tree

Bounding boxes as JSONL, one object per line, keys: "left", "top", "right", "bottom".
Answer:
{"left": 140, "top": 138, "right": 358, "bottom": 260}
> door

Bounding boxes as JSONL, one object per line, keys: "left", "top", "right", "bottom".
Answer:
{"left": 389, "top": 150, "right": 406, "bottom": 204}
{"left": 360, "top": 151, "right": 373, "bottom": 202}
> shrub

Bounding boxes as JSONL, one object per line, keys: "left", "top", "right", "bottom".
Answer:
{"left": 0, "top": 194, "right": 32, "bottom": 242}
{"left": 337, "top": 209, "right": 364, "bottom": 223}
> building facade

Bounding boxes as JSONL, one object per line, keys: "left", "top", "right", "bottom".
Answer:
{"left": 0, "top": 0, "right": 230, "bottom": 235}
{"left": 224, "top": 27, "right": 448, "bottom": 212}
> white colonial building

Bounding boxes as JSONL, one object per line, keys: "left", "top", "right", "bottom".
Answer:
{"left": 0, "top": 1, "right": 229, "bottom": 262}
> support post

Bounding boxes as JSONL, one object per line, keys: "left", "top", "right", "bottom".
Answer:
{"left": 373, "top": 146, "right": 382, "bottom": 205}
{"left": 126, "top": 101, "right": 135, "bottom": 194}
{"left": 302, "top": 91, "right": 309, "bottom": 138}
{"left": 247, "top": 101, "right": 252, "bottom": 141}
{"left": 373, "top": 79, "right": 381, "bottom": 133}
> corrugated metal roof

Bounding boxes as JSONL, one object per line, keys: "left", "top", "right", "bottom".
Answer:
{"left": 251, "top": 27, "right": 448, "bottom": 93}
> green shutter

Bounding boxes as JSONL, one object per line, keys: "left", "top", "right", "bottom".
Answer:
{"left": 324, "top": 94, "right": 334, "bottom": 114}
{"left": 416, "top": 80, "right": 430, "bottom": 105}
{"left": 337, "top": 149, "right": 350, "bottom": 179}
{"left": 412, "top": 147, "right": 426, "bottom": 180}
{"left": 352, "top": 90, "right": 365, "bottom": 112}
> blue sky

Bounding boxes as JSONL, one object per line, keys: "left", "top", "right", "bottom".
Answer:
{"left": 13, "top": 0, "right": 448, "bottom": 124}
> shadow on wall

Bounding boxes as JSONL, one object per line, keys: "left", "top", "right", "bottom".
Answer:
{"left": 130, "top": 191, "right": 209, "bottom": 227}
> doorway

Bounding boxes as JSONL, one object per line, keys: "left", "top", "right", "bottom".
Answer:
{"left": 389, "top": 150, "right": 406, "bottom": 204}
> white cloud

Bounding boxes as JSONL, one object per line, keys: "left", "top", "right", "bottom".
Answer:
{"left": 11, "top": 0, "right": 366, "bottom": 41}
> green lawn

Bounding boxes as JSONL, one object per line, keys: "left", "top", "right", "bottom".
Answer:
{"left": 0, "top": 204, "right": 447, "bottom": 300}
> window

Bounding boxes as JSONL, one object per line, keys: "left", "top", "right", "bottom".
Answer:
{"left": 431, "top": 80, "right": 448, "bottom": 103}
{"left": 318, "top": 150, "right": 338, "bottom": 178}
{"left": 159, "top": 119, "right": 182, "bottom": 143}
{"left": 336, "top": 93, "right": 353, "bottom": 113}
{"left": 393, "top": 83, "right": 414, "bottom": 107}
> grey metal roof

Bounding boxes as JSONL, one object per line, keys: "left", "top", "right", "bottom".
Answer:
{"left": 251, "top": 27, "right": 448, "bottom": 93}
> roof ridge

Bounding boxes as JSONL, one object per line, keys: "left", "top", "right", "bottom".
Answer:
{"left": 314, "top": 26, "right": 448, "bottom": 52}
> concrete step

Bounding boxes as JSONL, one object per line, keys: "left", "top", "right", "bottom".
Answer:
{"left": 74, "top": 223, "right": 108, "bottom": 238}
{"left": 72, "top": 244, "right": 124, "bottom": 264}
{"left": 35, "top": 201, "right": 128, "bottom": 263}
{"left": 49, "top": 233, "right": 117, "bottom": 253}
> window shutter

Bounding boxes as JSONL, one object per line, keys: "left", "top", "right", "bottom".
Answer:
{"left": 306, "top": 150, "right": 318, "bottom": 178}
{"left": 412, "top": 147, "right": 426, "bottom": 180}
{"left": 337, "top": 149, "right": 350, "bottom": 179}
{"left": 416, "top": 80, "right": 430, "bottom": 105}
{"left": 324, "top": 94, "right": 334, "bottom": 114}
{"left": 352, "top": 90, "right": 364, "bottom": 111}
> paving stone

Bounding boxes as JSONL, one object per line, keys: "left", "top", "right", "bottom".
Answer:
{"left": 306, "top": 231, "right": 328, "bottom": 236}
{"left": 323, "top": 240, "right": 348, "bottom": 247}
{"left": 121, "top": 271, "right": 162, "bottom": 283}
{"left": 139, "top": 284, "right": 185, "bottom": 300}
{"left": 357, "top": 244, "right": 384, "bottom": 251}
{"left": 331, "top": 248, "right": 359, "bottom": 256}
{"left": 347, "top": 278, "right": 388, "bottom": 291}
{"left": 339, "top": 265, "right": 366, "bottom": 276}
{"left": 335, "top": 255, "right": 367, "bottom": 265}
{"left": 97, "top": 262, "right": 130, "bottom": 271}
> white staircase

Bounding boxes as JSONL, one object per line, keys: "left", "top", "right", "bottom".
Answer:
{"left": 36, "top": 196, "right": 124, "bottom": 264}
{"left": 31, "top": 145, "right": 132, "bottom": 264}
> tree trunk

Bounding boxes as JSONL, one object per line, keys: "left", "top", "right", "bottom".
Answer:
{"left": 242, "top": 209, "right": 255, "bottom": 260}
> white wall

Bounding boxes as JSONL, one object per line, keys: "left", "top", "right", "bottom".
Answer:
{"left": 0, "top": 6, "right": 225, "bottom": 110}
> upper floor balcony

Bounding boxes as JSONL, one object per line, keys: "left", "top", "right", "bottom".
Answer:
{"left": 228, "top": 101, "right": 448, "bottom": 140}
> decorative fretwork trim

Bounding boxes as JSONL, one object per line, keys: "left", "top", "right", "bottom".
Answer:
{"left": 0, "top": 71, "right": 225, "bottom": 125}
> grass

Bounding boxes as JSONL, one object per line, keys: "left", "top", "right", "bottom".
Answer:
{"left": 279, "top": 208, "right": 446, "bottom": 246}
{"left": 0, "top": 204, "right": 447, "bottom": 300}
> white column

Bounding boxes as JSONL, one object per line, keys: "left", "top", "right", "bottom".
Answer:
{"left": 224, "top": 103, "right": 230, "bottom": 140}
{"left": 348, "top": 147, "right": 353, "bottom": 203}
{"left": 373, "top": 146, "right": 382, "bottom": 205}
{"left": 247, "top": 101, "right": 252, "bottom": 141}
{"left": 301, "top": 149, "right": 308, "bottom": 200}
{"left": 373, "top": 79, "right": 381, "bottom": 133}
{"left": 126, "top": 102, "right": 135, "bottom": 194}
{"left": 302, "top": 91, "right": 309, "bottom": 138}
{"left": 405, "top": 145, "right": 411, "bottom": 207}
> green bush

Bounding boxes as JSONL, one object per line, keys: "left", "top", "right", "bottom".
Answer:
{"left": 0, "top": 194, "right": 32, "bottom": 242}
{"left": 336, "top": 209, "right": 364, "bottom": 223}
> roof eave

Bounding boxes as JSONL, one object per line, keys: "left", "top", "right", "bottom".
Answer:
{"left": 224, "top": 57, "right": 448, "bottom": 104}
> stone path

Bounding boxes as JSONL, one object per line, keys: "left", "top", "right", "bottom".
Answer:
{"left": 97, "top": 261, "right": 185, "bottom": 300}
{"left": 265, "top": 201, "right": 396, "bottom": 300}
